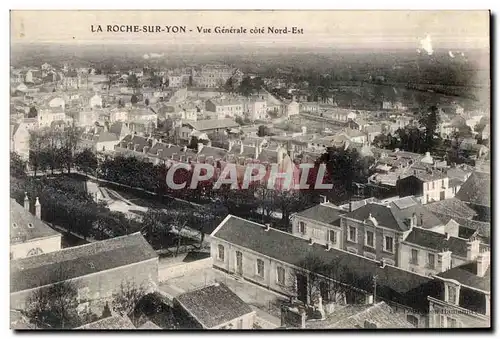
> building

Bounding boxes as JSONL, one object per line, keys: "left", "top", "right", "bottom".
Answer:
{"left": 291, "top": 200, "right": 345, "bottom": 249}
{"left": 243, "top": 96, "right": 267, "bottom": 121}
{"left": 285, "top": 101, "right": 300, "bottom": 118}
{"left": 10, "top": 233, "right": 158, "bottom": 314}
{"left": 210, "top": 214, "right": 435, "bottom": 321}
{"left": 428, "top": 251, "right": 490, "bottom": 328}
{"left": 10, "top": 197, "right": 61, "bottom": 260}
{"left": 396, "top": 170, "right": 453, "bottom": 204}
{"left": 193, "top": 65, "right": 235, "bottom": 88}
{"left": 80, "top": 128, "right": 120, "bottom": 153}
{"left": 205, "top": 98, "right": 244, "bottom": 120}
{"left": 455, "top": 171, "right": 491, "bottom": 222}
{"left": 331, "top": 109, "right": 357, "bottom": 123}
{"left": 178, "top": 119, "right": 239, "bottom": 141}
{"left": 10, "top": 118, "right": 38, "bottom": 160}
{"left": 173, "top": 283, "right": 256, "bottom": 329}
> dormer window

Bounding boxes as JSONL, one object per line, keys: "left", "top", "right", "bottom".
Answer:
{"left": 28, "top": 223, "right": 34, "bottom": 228}
{"left": 12, "top": 223, "right": 18, "bottom": 229}
{"left": 446, "top": 284, "right": 458, "bottom": 305}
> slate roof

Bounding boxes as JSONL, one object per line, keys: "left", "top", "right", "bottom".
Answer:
{"left": 120, "top": 134, "right": 153, "bottom": 150}
{"left": 10, "top": 198, "right": 60, "bottom": 245}
{"left": 94, "top": 131, "right": 119, "bottom": 143}
{"left": 430, "top": 213, "right": 490, "bottom": 240}
{"left": 294, "top": 203, "right": 345, "bottom": 226}
{"left": 389, "top": 197, "right": 443, "bottom": 230}
{"left": 10, "top": 232, "right": 157, "bottom": 293}
{"left": 403, "top": 227, "right": 468, "bottom": 258}
{"left": 455, "top": 172, "right": 491, "bottom": 207}
{"left": 342, "top": 203, "right": 409, "bottom": 232}
{"left": 437, "top": 262, "right": 490, "bottom": 292}
{"left": 306, "top": 302, "right": 415, "bottom": 329}
{"left": 137, "top": 321, "right": 162, "bottom": 329}
{"left": 185, "top": 118, "right": 239, "bottom": 132}
{"left": 148, "top": 142, "right": 197, "bottom": 160}
{"left": 174, "top": 283, "right": 254, "bottom": 329}
{"left": 77, "top": 315, "right": 136, "bottom": 329}
{"left": 411, "top": 171, "right": 448, "bottom": 182}
{"left": 424, "top": 198, "right": 477, "bottom": 220}
{"left": 199, "top": 146, "right": 228, "bottom": 160}
{"left": 212, "top": 216, "right": 433, "bottom": 302}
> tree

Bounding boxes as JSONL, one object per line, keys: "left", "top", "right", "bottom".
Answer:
{"left": 145, "top": 98, "right": 150, "bottom": 106}
{"left": 238, "top": 76, "right": 253, "bottom": 97}
{"left": 257, "top": 125, "right": 271, "bottom": 137}
{"left": 224, "top": 77, "right": 235, "bottom": 93}
{"left": 131, "top": 94, "right": 139, "bottom": 105}
{"left": 419, "top": 106, "right": 440, "bottom": 151}
{"left": 112, "top": 280, "right": 147, "bottom": 320}
{"left": 127, "top": 74, "right": 139, "bottom": 90}
{"left": 25, "top": 276, "right": 82, "bottom": 329}
{"left": 10, "top": 151, "right": 27, "bottom": 178}
{"left": 140, "top": 209, "right": 174, "bottom": 245}
{"left": 28, "top": 106, "right": 38, "bottom": 118}
{"left": 75, "top": 149, "right": 98, "bottom": 180}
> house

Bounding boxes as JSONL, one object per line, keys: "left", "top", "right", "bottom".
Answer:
{"left": 210, "top": 214, "right": 435, "bottom": 320}
{"left": 10, "top": 233, "right": 158, "bottom": 314}
{"left": 455, "top": 172, "right": 490, "bottom": 222}
{"left": 343, "top": 128, "right": 367, "bottom": 144}
{"left": 285, "top": 101, "right": 300, "bottom": 118}
{"left": 364, "top": 125, "right": 382, "bottom": 143}
{"left": 243, "top": 96, "right": 267, "bottom": 121}
{"left": 205, "top": 98, "right": 244, "bottom": 120}
{"left": 89, "top": 93, "right": 103, "bottom": 108}
{"left": 331, "top": 109, "right": 357, "bottom": 123}
{"left": 399, "top": 227, "right": 475, "bottom": 276}
{"left": 300, "top": 102, "right": 319, "bottom": 114}
{"left": 396, "top": 170, "right": 453, "bottom": 204}
{"left": 173, "top": 283, "right": 256, "bottom": 329}
{"left": 38, "top": 106, "right": 69, "bottom": 128}
{"left": 76, "top": 315, "right": 136, "bottom": 329}
{"left": 291, "top": 200, "right": 345, "bottom": 249}
{"left": 178, "top": 119, "right": 239, "bottom": 141}
{"left": 10, "top": 197, "right": 61, "bottom": 260}
{"left": 480, "top": 123, "right": 490, "bottom": 140}
{"left": 81, "top": 129, "right": 120, "bottom": 153}
{"left": 10, "top": 118, "right": 38, "bottom": 160}
{"left": 428, "top": 251, "right": 490, "bottom": 328}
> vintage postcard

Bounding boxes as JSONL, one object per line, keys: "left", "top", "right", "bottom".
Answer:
{"left": 10, "top": 10, "right": 490, "bottom": 330}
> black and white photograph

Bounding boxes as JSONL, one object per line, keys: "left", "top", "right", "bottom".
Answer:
{"left": 9, "top": 10, "right": 491, "bottom": 330}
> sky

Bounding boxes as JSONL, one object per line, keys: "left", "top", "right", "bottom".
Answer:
{"left": 11, "top": 10, "right": 490, "bottom": 50}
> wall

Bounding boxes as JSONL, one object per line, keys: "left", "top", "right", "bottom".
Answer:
{"left": 11, "top": 258, "right": 159, "bottom": 312}
{"left": 214, "top": 312, "right": 256, "bottom": 329}
{"left": 291, "top": 216, "right": 342, "bottom": 249}
{"left": 158, "top": 257, "right": 212, "bottom": 281}
{"left": 341, "top": 218, "right": 399, "bottom": 266}
{"left": 10, "top": 235, "right": 61, "bottom": 260}
{"left": 428, "top": 297, "right": 490, "bottom": 328}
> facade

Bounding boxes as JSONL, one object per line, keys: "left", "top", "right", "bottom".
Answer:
{"left": 10, "top": 233, "right": 158, "bottom": 314}
{"left": 10, "top": 197, "right": 62, "bottom": 260}
{"left": 10, "top": 118, "right": 38, "bottom": 160}
{"left": 428, "top": 251, "right": 490, "bottom": 328}
{"left": 397, "top": 171, "right": 454, "bottom": 204}
{"left": 178, "top": 119, "right": 239, "bottom": 141}
{"left": 205, "top": 98, "right": 244, "bottom": 120}
{"left": 285, "top": 101, "right": 300, "bottom": 118}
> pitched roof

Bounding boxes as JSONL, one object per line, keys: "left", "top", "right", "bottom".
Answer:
{"left": 403, "top": 227, "right": 468, "bottom": 257}
{"left": 10, "top": 198, "right": 60, "bottom": 245}
{"left": 10, "top": 232, "right": 157, "bottom": 293}
{"left": 389, "top": 197, "right": 443, "bottom": 230}
{"left": 212, "top": 216, "right": 432, "bottom": 303}
{"left": 185, "top": 118, "right": 239, "bottom": 132}
{"left": 424, "top": 198, "right": 478, "bottom": 220}
{"left": 342, "top": 203, "right": 409, "bottom": 232}
{"left": 174, "top": 283, "right": 253, "bottom": 329}
{"left": 120, "top": 134, "right": 153, "bottom": 150}
{"left": 138, "top": 321, "right": 162, "bottom": 329}
{"left": 437, "top": 262, "right": 490, "bottom": 292}
{"left": 294, "top": 203, "right": 344, "bottom": 226}
{"left": 455, "top": 172, "right": 491, "bottom": 207}
{"left": 306, "top": 302, "right": 415, "bottom": 329}
{"left": 94, "top": 131, "right": 119, "bottom": 143}
{"left": 77, "top": 315, "right": 136, "bottom": 329}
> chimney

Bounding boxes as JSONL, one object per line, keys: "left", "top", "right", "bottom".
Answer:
{"left": 418, "top": 213, "right": 423, "bottom": 226}
{"left": 240, "top": 142, "right": 244, "bottom": 155}
{"left": 380, "top": 259, "right": 386, "bottom": 268}
{"left": 412, "top": 213, "right": 417, "bottom": 228}
{"left": 197, "top": 142, "right": 204, "bottom": 154}
{"left": 228, "top": 139, "right": 234, "bottom": 152}
{"left": 476, "top": 251, "right": 490, "bottom": 277}
{"left": 466, "top": 238, "right": 480, "bottom": 261}
{"left": 183, "top": 145, "right": 187, "bottom": 152}
{"left": 309, "top": 238, "right": 314, "bottom": 245}
{"left": 128, "top": 142, "right": 133, "bottom": 150}
{"left": 365, "top": 294, "right": 374, "bottom": 305}
{"left": 35, "top": 197, "right": 41, "bottom": 219}
{"left": 325, "top": 243, "right": 331, "bottom": 251}
{"left": 437, "top": 251, "right": 452, "bottom": 272}
{"left": 143, "top": 146, "right": 150, "bottom": 153}
{"left": 445, "top": 232, "right": 451, "bottom": 240}
{"left": 349, "top": 200, "right": 353, "bottom": 212}
{"left": 265, "top": 223, "right": 271, "bottom": 231}
{"left": 320, "top": 195, "right": 328, "bottom": 204}
{"left": 24, "top": 192, "right": 29, "bottom": 211}
{"left": 133, "top": 144, "right": 140, "bottom": 151}
{"left": 255, "top": 144, "right": 260, "bottom": 159}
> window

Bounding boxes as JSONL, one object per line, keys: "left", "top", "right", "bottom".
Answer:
{"left": 256, "top": 259, "right": 265, "bottom": 278}
{"left": 298, "top": 221, "right": 306, "bottom": 235}
{"left": 411, "top": 249, "right": 419, "bottom": 265}
{"left": 27, "top": 248, "right": 43, "bottom": 257}
{"left": 329, "top": 230, "right": 337, "bottom": 244}
{"left": 27, "top": 223, "right": 34, "bottom": 228}
{"left": 365, "top": 230, "right": 375, "bottom": 248}
{"left": 427, "top": 253, "right": 435, "bottom": 269}
{"left": 277, "top": 266, "right": 285, "bottom": 285}
{"left": 447, "top": 317, "right": 458, "bottom": 328}
{"left": 432, "top": 181, "right": 435, "bottom": 189}
{"left": 348, "top": 226, "right": 357, "bottom": 242}
{"left": 426, "top": 194, "right": 430, "bottom": 203}
{"left": 447, "top": 285, "right": 457, "bottom": 304}
{"left": 384, "top": 236, "right": 394, "bottom": 253}
{"left": 217, "top": 244, "right": 225, "bottom": 261}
